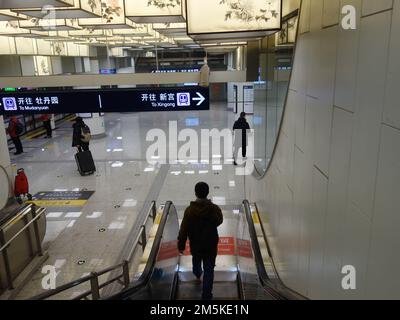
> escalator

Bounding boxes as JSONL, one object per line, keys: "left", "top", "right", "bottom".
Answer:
{"left": 109, "top": 201, "right": 306, "bottom": 300}
{"left": 0, "top": 203, "right": 47, "bottom": 296}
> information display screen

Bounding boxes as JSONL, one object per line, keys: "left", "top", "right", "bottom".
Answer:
{"left": 0, "top": 86, "right": 209, "bottom": 115}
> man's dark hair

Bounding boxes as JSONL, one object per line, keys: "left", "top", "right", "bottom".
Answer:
{"left": 195, "top": 182, "right": 209, "bottom": 199}
{"left": 240, "top": 112, "right": 246, "bottom": 118}
{"left": 75, "top": 116, "right": 83, "bottom": 123}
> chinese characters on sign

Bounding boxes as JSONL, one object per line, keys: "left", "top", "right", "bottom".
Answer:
{"left": 17, "top": 96, "right": 59, "bottom": 106}
{"left": 141, "top": 92, "right": 193, "bottom": 108}
{"left": 152, "top": 68, "right": 200, "bottom": 73}
{"left": 3, "top": 95, "right": 60, "bottom": 112}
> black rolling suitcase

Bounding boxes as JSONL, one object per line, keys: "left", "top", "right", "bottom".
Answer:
{"left": 75, "top": 150, "right": 96, "bottom": 176}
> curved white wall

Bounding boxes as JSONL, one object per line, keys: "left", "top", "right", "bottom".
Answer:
{"left": 0, "top": 116, "right": 12, "bottom": 210}
{"left": 247, "top": 0, "right": 400, "bottom": 299}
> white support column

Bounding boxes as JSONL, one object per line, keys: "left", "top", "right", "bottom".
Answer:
{"left": 0, "top": 116, "right": 13, "bottom": 210}
{"left": 50, "top": 114, "right": 56, "bottom": 130}
{"left": 20, "top": 56, "right": 37, "bottom": 76}
{"left": 75, "top": 86, "right": 105, "bottom": 138}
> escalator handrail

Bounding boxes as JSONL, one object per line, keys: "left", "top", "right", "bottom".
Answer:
{"left": 242, "top": 200, "right": 286, "bottom": 299}
{"left": 109, "top": 201, "right": 177, "bottom": 299}
{"left": 253, "top": 202, "right": 282, "bottom": 283}
{"left": 0, "top": 203, "right": 34, "bottom": 229}
{"left": 242, "top": 200, "right": 307, "bottom": 300}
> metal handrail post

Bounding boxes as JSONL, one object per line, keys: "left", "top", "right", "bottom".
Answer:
{"left": 28, "top": 202, "right": 159, "bottom": 300}
{"left": 90, "top": 273, "right": 100, "bottom": 300}
{"left": 151, "top": 201, "right": 156, "bottom": 222}
{"left": 139, "top": 226, "right": 147, "bottom": 251}
{"left": 31, "top": 208, "right": 44, "bottom": 257}
{"left": 23, "top": 213, "right": 34, "bottom": 258}
{"left": 0, "top": 230, "right": 14, "bottom": 289}
{"left": 122, "top": 260, "right": 130, "bottom": 288}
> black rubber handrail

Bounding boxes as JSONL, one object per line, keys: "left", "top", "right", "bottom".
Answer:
{"left": 242, "top": 200, "right": 307, "bottom": 300}
{"left": 108, "top": 201, "right": 177, "bottom": 300}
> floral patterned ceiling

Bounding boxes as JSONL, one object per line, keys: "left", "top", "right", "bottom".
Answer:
{"left": 0, "top": 0, "right": 283, "bottom": 53}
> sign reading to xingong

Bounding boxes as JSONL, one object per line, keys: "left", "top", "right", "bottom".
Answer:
{"left": 0, "top": 86, "right": 209, "bottom": 115}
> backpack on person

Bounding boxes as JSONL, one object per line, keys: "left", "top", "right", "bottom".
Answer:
{"left": 81, "top": 124, "right": 91, "bottom": 143}
{"left": 15, "top": 121, "right": 24, "bottom": 136}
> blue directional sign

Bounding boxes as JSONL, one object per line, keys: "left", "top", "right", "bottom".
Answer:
{"left": 0, "top": 86, "right": 209, "bottom": 115}
{"left": 100, "top": 68, "right": 117, "bottom": 74}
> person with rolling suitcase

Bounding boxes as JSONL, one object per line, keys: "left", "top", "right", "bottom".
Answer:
{"left": 72, "top": 116, "right": 91, "bottom": 152}
{"left": 72, "top": 117, "right": 96, "bottom": 176}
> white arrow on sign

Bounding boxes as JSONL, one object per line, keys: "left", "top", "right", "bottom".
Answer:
{"left": 192, "top": 92, "right": 205, "bottom": 106}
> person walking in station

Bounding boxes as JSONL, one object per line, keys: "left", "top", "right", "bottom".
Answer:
{"left": 41, "top": 114, "right": 52, "bottom": 138}
{"left": 178, "top": 182, "right": 223, "bottom": 300}
{"left": 199, "top": 57, "right": 210, "bottom": 87}
{"left": 6, "top": 116, "right": 24, "bottom": 155}
{"left": 233, "top": 112, "right": 251, "bottom": 166}
{"left": 72, "top": 116, "right": 91, "bottom": 152}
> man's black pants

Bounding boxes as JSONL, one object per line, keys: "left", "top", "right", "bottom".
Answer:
{"left": 192, "top": 254, "right": 217, "bottom": 300}
{"left": 43, "top": 120, "right": 52, "bottom": 137}
{"left": 12, "top": 137, "right": 23, "bottom": 153}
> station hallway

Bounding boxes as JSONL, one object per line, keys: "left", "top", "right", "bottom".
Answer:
{"left": 7, "top": 104, "right": 247, "bottom": 299}
{"left": 1, "top": 0, "right": 400, "bottom": 302}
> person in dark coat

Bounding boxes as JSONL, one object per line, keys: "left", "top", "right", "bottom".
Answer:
{"left": 72, "top": 117, "right": 89, "bottom": 152}
{"left": 178, "top": 182, "right": 223, "bottom": 300}
{"left": 233, "top": 112, "right": 250, "bottom": 166}
{"left": 41, "top": 114, "right": 52, "bottom": 138}
{"left": 7, "top": 116, "right": 23, "bottom": 155}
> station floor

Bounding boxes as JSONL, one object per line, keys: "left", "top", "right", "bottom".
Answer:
{"left": 9, "top": 103, "right": 251, "bottom": 299}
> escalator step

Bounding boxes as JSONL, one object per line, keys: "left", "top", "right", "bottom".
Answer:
{"left": 177, "top": 281, "right": 239, "bottom": 300}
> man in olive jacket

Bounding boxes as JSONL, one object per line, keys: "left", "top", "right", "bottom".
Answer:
{"left": 178, "top": 182, "right": 223, "bottom": 300}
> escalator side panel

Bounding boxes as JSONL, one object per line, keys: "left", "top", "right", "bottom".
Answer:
{"left": 114, "top": 202, "right": 180, "bottom": 300}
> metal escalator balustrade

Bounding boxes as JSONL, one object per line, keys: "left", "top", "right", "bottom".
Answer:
{"left": 111, "top": 200, "right": 306, "bottom": 300}
{"left": 242, "top": 200, "right": 307, "bottom": 300}
{"left": 30, "top": 201, "right": 159, "bottom": 300}
{"left": 0, "top": 204, "right": 46, "bottom": 294}
{"left": 29, "top": 199, "right": 306, "bottom": 300}
{"left": 110, "top": 201, "right": 180, "bottom": 300}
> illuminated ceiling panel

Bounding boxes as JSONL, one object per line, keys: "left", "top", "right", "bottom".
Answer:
{"left": 153, "top": 22, "right": 186, "bottom": 36}
{"left": 0, "top": 0, "right": 285, "bottom": 53}
{"left": 0, "top": 21, "right": 32, "bottom": 36}
{"left": 0, "top": 9, "right": 27, "bottom": 21}
{"left": 68, "top": 28, "right": 105, "bottom": 37}
{"left": 78, "top": 0, "right": 131, "bottom": 28}
{"left": 125, "top": 0, "right": 185, "bottom": 23}
{"left": 19, "top": 18, "right": 82, "bottom": 31}
{"left": 0, "top": 0, "right": 73, "bottom": 9}
{"left": 79, "top": 17, "right": 134, "bottom": 29}
{"left": 186, "top": 0, "right": 281, "bottom": 40}
{"left": 13, "top": 0, "right": 102, "bottom": 19}
{"left": 111, "top": 24, "right": 153, "bottom": 36}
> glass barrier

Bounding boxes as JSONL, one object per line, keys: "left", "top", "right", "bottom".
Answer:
{"left": 253, "top": 13, "right": 299, "bottom": 177}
